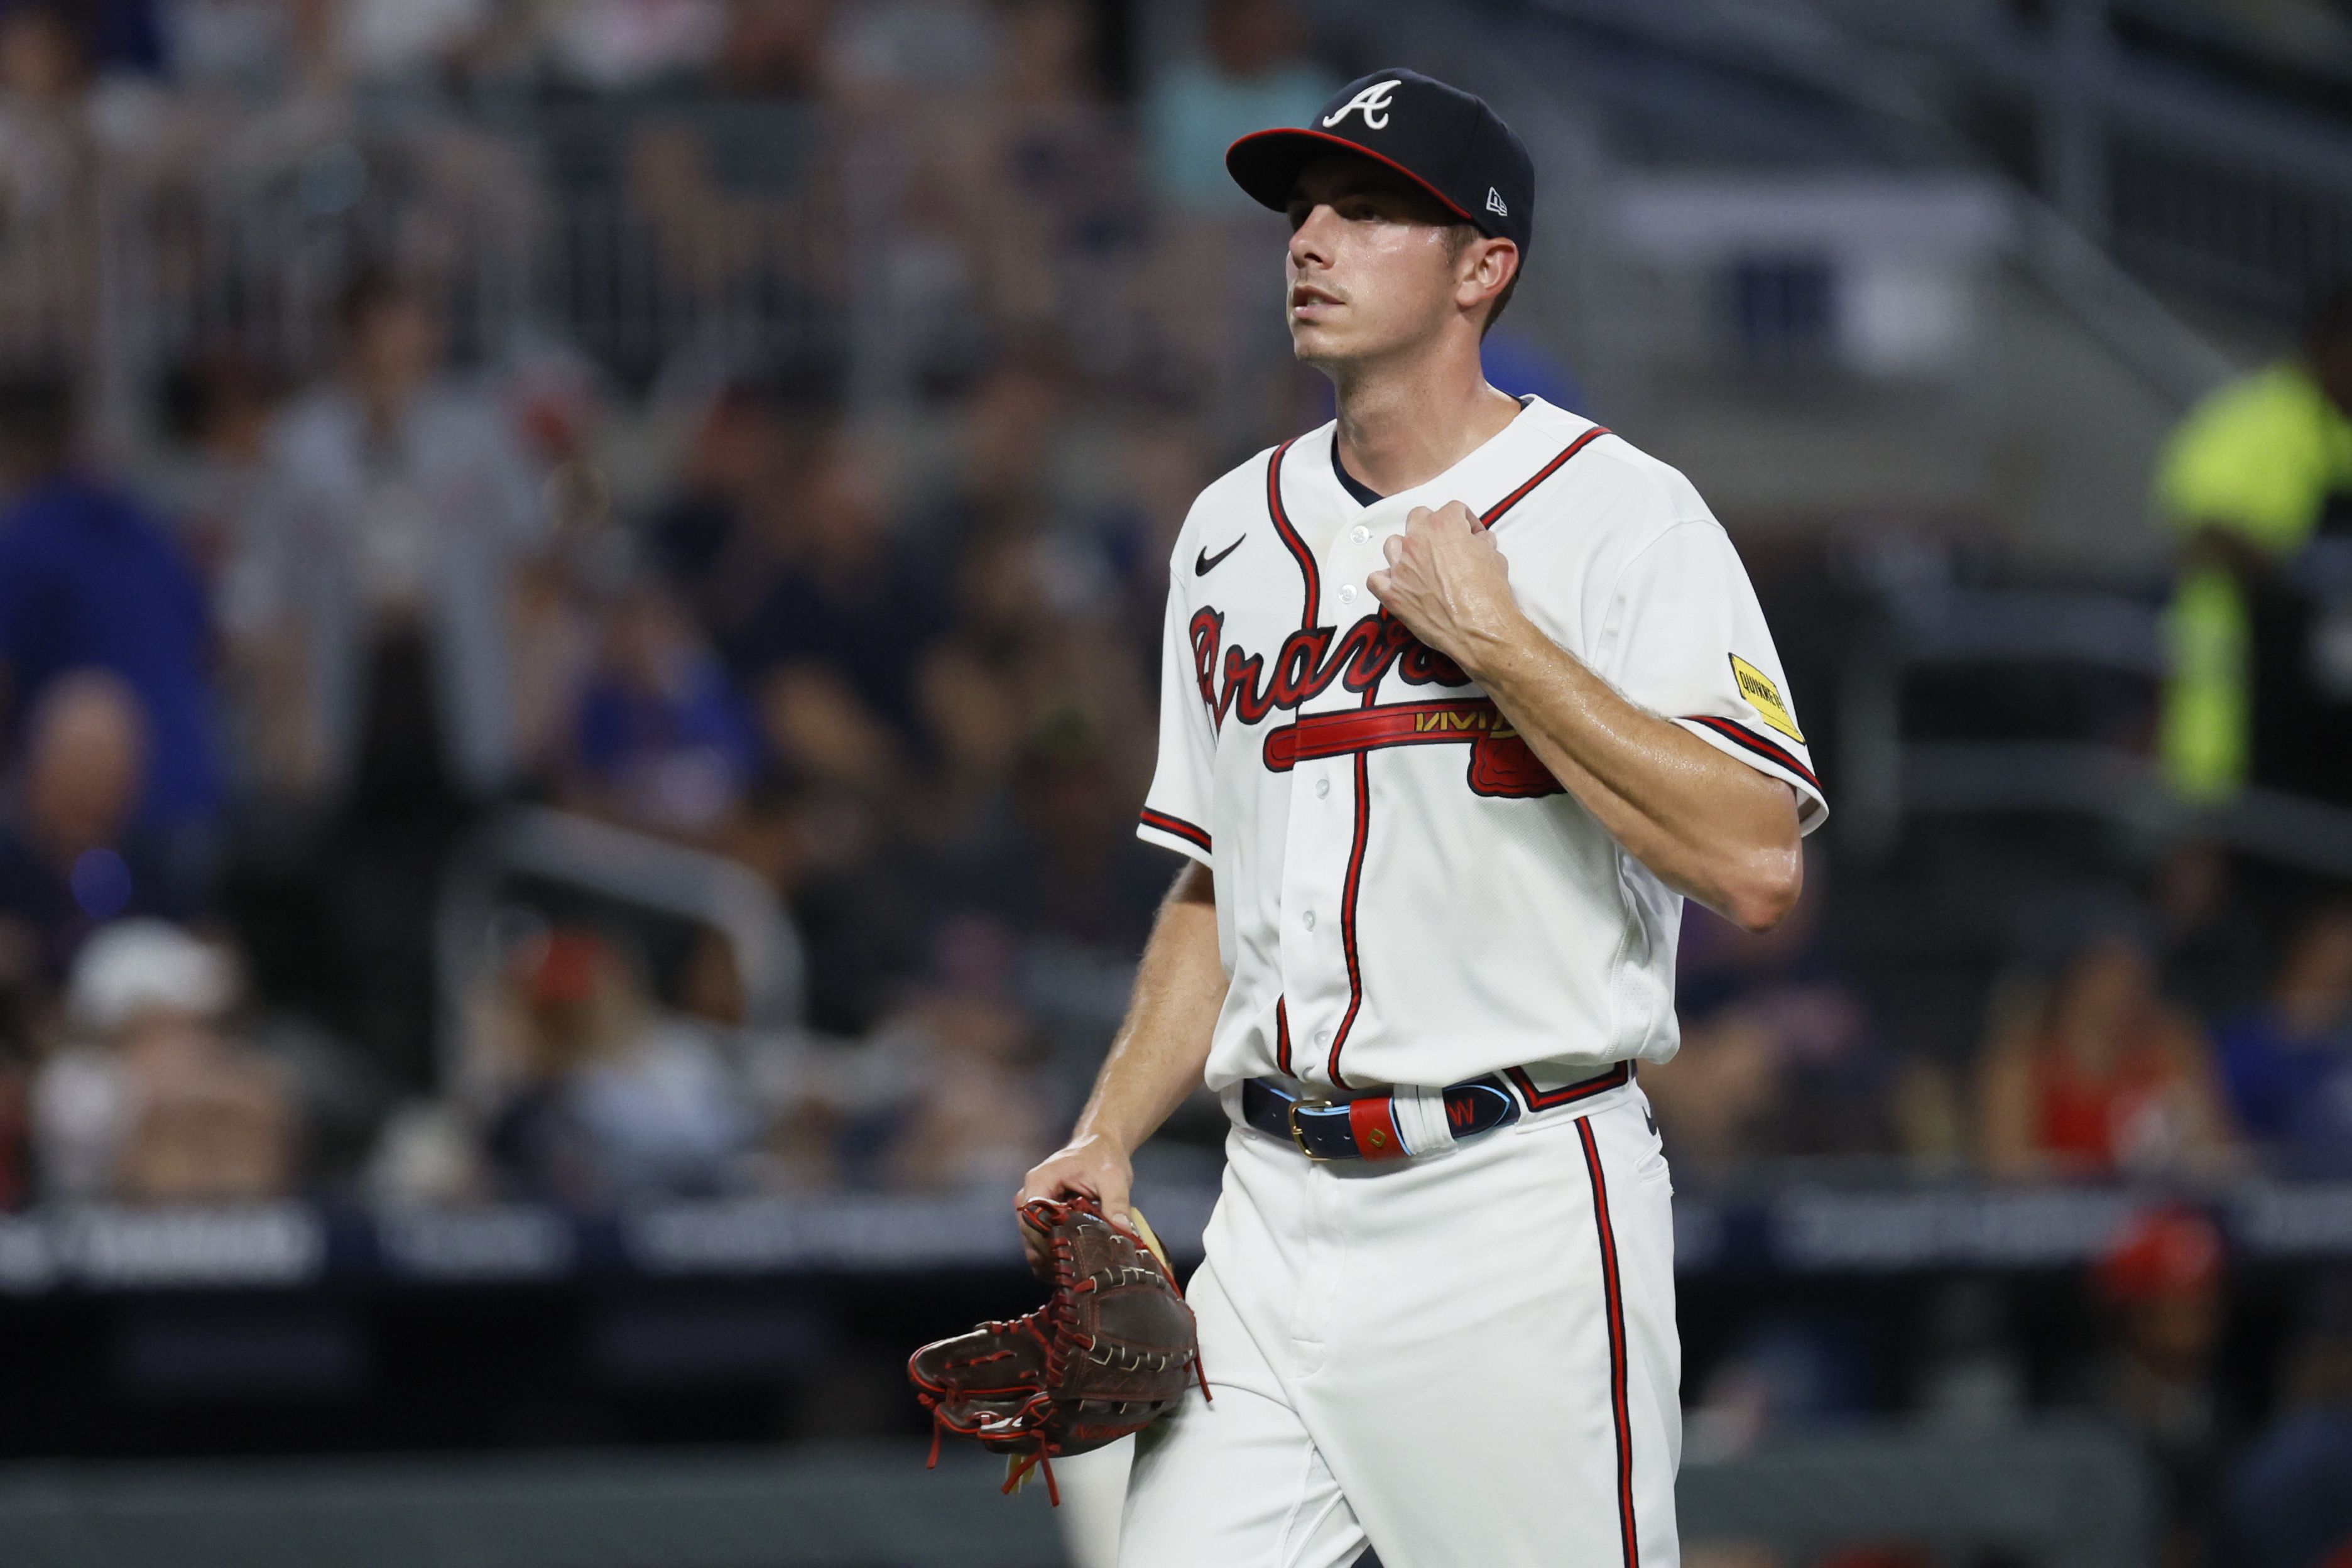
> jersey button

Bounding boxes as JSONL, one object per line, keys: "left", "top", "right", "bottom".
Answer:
{"left": 1339, "top": 584, "right": 1357, "bottom": 604}
{"left": 1314, "top": 778, "right": 1330, "bottom": 798}
{"left": 1351, "top": 525, "right": 1371, "bottom": 544}
{"left": 1302, "top": 910, "right": 1317, "bottom": 932}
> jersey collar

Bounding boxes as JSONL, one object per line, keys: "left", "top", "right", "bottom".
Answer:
{"left": 1311, "top": 395, "right": 1560, "bottom": 523}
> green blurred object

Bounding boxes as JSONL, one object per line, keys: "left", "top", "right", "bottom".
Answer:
{"left": 2153, "top": 362, "right": 2352, "bottom": 801}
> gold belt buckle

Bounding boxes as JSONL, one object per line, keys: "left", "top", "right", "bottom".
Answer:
{"left": 1286, "top": 1099, "right": 1336, "bottom": 1162}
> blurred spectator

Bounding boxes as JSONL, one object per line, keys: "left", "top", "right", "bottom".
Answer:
{"left": 542, "top": 0, "right": 729, "bottom": 94}
{"left": 161, "top": 0, "right": 300, "bottom": 100}
{"left": 564, "top": 580, "right": 761, "bottom": 843}
{"left": 239, "top": 270, "right": 548, "bottom": 805}
{"left": 2155, "top": 276, "right": 2352, "bottom": 805}
{"left": 473, "top": 928, "right": 754, "bottom": 1206}
{"left": 866, "top": 915, "right": 1054, "bottom": 1192}
{"left": 648, "top": 378, "right": 807, "bottom": 645}
{"left": 0, "top": 672, "right": 200, "bottom": 984}
{"left": 915, "top": 344, "right": 1071, "bottom": 550}
{"left": 31, "top": 918, "right": 297, "bottom": 1204}
{"left": 1141, "top": 0, "right": 1333, "bottom": 214}
{"left": 0, "top": 370, "right": 222, "bottom": 836}
{"left": 710, "top": 0, "right": 831, "bottom": 97}
{"left": 335, "top": 0, "right": 499, "bottom": 87}
{"left": 2073, "top": 1206, "right": 2233, "bottom": 1568}
{"left": 0, "top": 3, "right": 100, "bottom": 353}
{"left": 728, "top": 421, "right": 943, "bottom": 755}
{"left": 0, "top": 3, "right": 90, "bottom": 205}
{"left": 2209, "top": 1270, "right": 2352, "bottom": 1568}
{"left": 2150, "top": 839, "right": 2274, "bottom": 1024}
{"left": 824, "top": 0, "right": 1003, "bottom": 108}
{"left": 1977, "top": 934, "right": 2236, "bottom": 1178}
{"left": 239, "top": 270, "right": 547, "bottom": 1085}
{"left": 1645, "top": 852, "right": 1902, "bottom": 1168}
{"left": 146, "top": 347, "right": 280, "bottom": 588}
{"left": 2213, "top": 901, "right": 2352, "bottom": 1175}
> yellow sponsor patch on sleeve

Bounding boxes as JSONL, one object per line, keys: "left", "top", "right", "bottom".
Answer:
{"left": 1729, "top": 655, "right": 1804, "bottom": 743}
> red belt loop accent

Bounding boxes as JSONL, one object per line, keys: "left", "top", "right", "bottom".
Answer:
{"left": 1348, "top": 1096, "right": 1408, "bottom": 1161}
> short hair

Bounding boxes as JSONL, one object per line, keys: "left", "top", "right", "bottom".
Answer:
{"left": 1448, "top": 225, "right": 1520, "bottom": 339}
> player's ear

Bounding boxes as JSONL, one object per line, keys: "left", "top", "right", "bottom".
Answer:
{"left": 1457, "top": 237, "right": 1518, "bottom": 315}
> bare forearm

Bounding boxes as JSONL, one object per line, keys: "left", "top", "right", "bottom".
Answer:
{"left": 1072, "top": 862, "right": 1226, "bottom": 1153}
{"left": 1018, "top": 863, "right": 1224, "bottom": 1252}
{"left": 1465, "top": 616, "right": 1800, "bottom": 929}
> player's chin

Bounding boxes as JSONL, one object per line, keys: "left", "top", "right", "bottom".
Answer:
{"left": 1289, "top": 323, "right": 1350, "bottom": 367}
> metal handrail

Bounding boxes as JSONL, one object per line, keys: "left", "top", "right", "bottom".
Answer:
{"left": 433, "top": 806, "right": 805, "bottom": 1087}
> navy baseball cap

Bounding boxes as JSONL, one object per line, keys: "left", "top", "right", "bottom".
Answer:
{"left": 1226, "top": 68, "right": 1534, "bottom": 254}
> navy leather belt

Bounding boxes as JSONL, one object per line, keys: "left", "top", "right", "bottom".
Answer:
{"left": 1240, "top": 1063, "right": 1628, "bottom": 1162}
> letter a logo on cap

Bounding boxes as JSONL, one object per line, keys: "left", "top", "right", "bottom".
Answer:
{"left": 1323, "top": 79, "right": 1401, "bottom": 131}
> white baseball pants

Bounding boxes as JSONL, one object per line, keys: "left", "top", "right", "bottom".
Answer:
{"left": 1120, "top": 1082, "right": 1680, "bottom": 1568}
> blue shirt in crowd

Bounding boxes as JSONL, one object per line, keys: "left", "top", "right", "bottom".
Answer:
{"left": 2214, "top": 1011, "right": 2352, "bottom": 1177}
{"left": 0, "top": 472, "right": 222, "bottom": 827}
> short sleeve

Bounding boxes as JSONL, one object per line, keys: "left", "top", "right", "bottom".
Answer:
{"left": 1136, "top": 582, "right": 1217, "bottom": 865}
{"left": 1600, "top": 520, "right": 1827, "bottom": 833}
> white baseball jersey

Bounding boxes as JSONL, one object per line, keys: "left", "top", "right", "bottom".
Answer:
{"left": 1137, "top": 396, "right": 1826, "bottom": 1097}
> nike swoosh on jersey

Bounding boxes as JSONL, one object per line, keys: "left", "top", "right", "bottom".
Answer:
{"left": 1194, "top": 536, "right": 1244, "bottom": 576}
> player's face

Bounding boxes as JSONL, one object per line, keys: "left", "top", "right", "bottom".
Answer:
{"left": 1283, "top": 155, "right": 1467, "bottom": 369}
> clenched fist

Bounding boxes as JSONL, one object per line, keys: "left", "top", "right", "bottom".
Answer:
{"left": 1364, "top": 501, "right": 1525, "bottom": 675}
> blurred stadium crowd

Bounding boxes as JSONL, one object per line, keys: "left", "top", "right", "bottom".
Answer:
{"left": 0, "top": 1, "right": 2348, "bottom": 1562}
{"left": 0, "top": 0, "right": 1353, "bottom": 1212}
{"left": 0, "top": 0, "right": 2344, "bottom": 1214}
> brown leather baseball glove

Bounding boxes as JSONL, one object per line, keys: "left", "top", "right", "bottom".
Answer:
{"left": 908, "top": 1196, "right": 1206, "bottom": 1503}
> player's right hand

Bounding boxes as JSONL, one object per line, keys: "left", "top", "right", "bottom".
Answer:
{"left": 1018, "top": 1133, "right": 1133, "bottom": 1276}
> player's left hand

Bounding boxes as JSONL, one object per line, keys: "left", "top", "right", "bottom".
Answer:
{"left": 1365, "top": 501, "right": 1524, "bottom": 671}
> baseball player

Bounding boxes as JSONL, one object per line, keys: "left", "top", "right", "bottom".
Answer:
{"left": 1020, "top": 68, "right": 1826, "bottom": 1567}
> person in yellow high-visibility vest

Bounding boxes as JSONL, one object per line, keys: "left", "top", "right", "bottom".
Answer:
{"left": 2157, "top": 281, "right": 2352, "bottom": 805}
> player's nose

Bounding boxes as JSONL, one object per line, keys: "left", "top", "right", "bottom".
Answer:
{"left": 1287, "top": 204, "right": 1341, "bottom": 270}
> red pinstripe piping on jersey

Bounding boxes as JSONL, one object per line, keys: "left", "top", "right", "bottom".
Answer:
{"left": 1503, "top": 1059, "right": 1633, "bottom": 1112}
{"left": 1137, "top": 808, "right": 1211, "bottom": 854}
{"left": 1325, "top": 744, "right": 1372, "bottom": 1090}
{"left": 1577, "top": 1115, "right": 1640, "bottom": 1568}
{"left": 1680, "top": 714, "right": 1821, "bottom": 794}
{"left": 1480, "top": 425, "right": 1611, "bottom": 525}
{"left": 1273, "top": 996, "right": 1292, "bottom": 1077}
{"left": 1319, "top": 426, "right": 1610, "bottom": 1091}
{"left": 1266, "top": 438, "right": 1318, "bottom": 629}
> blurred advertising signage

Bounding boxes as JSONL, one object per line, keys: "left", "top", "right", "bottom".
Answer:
{"left": 375, "top": 1204, "right": 577, "bottom": 1283}
{"left": 0, "top": 1204, "right": 325, "bottom": 1292}
{"left": 624, "top": 1189, "right": 1218, "bottom": 1276}
{"left": 1772, "top": 1187, "right": 2144, "bottom": 1271}
{"left": 2230, "top": 1181, "right": 2352, "bottom": 1258}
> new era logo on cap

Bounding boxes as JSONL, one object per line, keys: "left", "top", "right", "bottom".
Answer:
{"left": 1226, "top": 68, "right": 1535, "bottom": 254}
